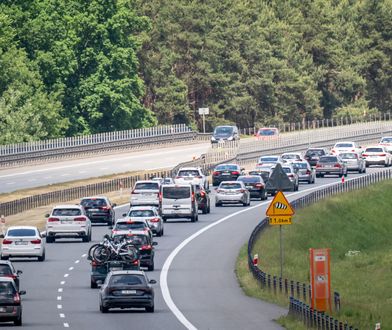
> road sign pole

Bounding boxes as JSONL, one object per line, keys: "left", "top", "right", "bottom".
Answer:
{"left": 280, "top": 225, "right": 283, "bottom": 279}
{"left": 203, "top": 113, "right": 206, "bottom": 133}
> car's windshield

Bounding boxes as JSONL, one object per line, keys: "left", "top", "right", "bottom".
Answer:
{"left": 365, "top": 147, "right": 384, "bottom": 153}
{"left": 162, "top": 187, "right": 191, "bottom": 199}
{"left": 7, "top": 229, "right": 36, "bottom": 237}
{"left": 52, "top": 208, "right": 81, "bottom": 216}
{"left": 80, "top": 198, "right": 107, "bottom": 207}
{"left": 237, "top": 176, "right": 260, "bottom": 183}
{"left": 0, "top": 282, "right": 16, "bottom": 297}
{"left": 340, "top": 153, "right": 358, "bottom": 159}
{"left": 220, "top": 183, "right": 242, "bottom": 189}
{"left": 178, "top": 170, "right": 200, "bottom": 177}
{"left": 292, "top": 163, "right": 308, "bottom": 169}
{"left": 335, "top": 143, "right": 354, "bottom": 148}
{"left": 259, "top": 157, "right": 278, "bottom": 162}
{"left": 215, "top": 165, "right": 238, "bottom": 171}
{"left": 214, "top": 126, "right": 233, "bottom": 135}
{"left": 134, "top": 182, "right": 159, "bottom": 190}
{"left": 319, "top": 157, "right": 338, "bottom": 163}
{"left": 109, "top": 274, "right": 146, "bottom": 286}
{"left": 115, "top": 222, "right": 146, "bottom": 231}
{"left": 128, "top": 210, "right": 155, "bottom": 217}
{"left": 381, "top": 137, "right": 392, "bottom": 143}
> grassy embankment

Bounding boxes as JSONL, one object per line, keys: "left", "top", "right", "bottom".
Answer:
{"left": 236, "top": 180, "right": 392, "bottom": 330}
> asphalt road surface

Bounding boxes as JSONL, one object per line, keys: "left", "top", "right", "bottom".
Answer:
{"left": 4, "top": 167, "right": 384, "bottom": 330}
{"left": 0, "top": 143, "right": 210, "bottom": 193}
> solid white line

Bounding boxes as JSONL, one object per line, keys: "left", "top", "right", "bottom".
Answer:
{"left": 58, "top": 288, "right": 63, "bottom": 293}
{"left": 57, "top": 304, "right": 62, "bottom": 309}
{"left": 64, "top": 274, "right": 69, "bottom": 278}
{"left": 6, "top": 182, "right": 15, "bottom": 185}
{"left": 64, "top": 323, "right": 69, "bottom": 328}
{"left": 57, "top": 296, "right": 62, "bottom": 301}
{"left": 59, "top": 313, "right": 65, "bottom": 318}
{"left": 60, "top": 281, "right": 65, "bottom": 285}
{"left": 68, "top": 267, "right": 74, "bottom": 271}
{"left": 75, "top": 260, "right": 80, "bottom": 264}
{"left": 160, "top": 180, "right": 342, "bottom": 330}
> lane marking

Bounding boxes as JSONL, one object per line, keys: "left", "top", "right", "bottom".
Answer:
{"left": 6, "top": 182, "right": 15, "bottom": 185}
{"left": 160, "top": 179, "right": 348, "bottom": 330}
{"left": 81, "top": 254, "right": 87, "bottom": 258}
{"left": 60, "top": 281, "right": 65, "bottom": 285}
{"left": 68, "top": 267, "right": 74, "bottom": 271}
{"left": 64, "top": 323, "right": 70, "bottom": 328}
{"left": 57, "top": 296, "right": 62, "bottom": 301}
{"left": 59, "top": 314, "right": 65, "bottom": 318}
{"left": 64, "top": 274, "right": 69, "bottom": 278}
{"left": 57, "top": 304, "right": 62, "bottom": 309}
{"left": 75, "top": 260, "right": 80, "bottom": 264}
{"left": 58, "top": 288, "right": 63, "bottom": 293}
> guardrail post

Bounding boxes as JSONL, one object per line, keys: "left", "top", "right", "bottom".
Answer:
{"left": 290, "top": 280, "right": 294, "bottom": 296}
{"left": 284, "top": 278, "right": 288, "bottom": 295}
{"left": 273, "top": 276, "right": 277, "bottom": 293}
{"left": 296, "top": 281, "right": 300, "bottom": 298}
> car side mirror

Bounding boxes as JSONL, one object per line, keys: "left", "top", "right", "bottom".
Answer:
{"left": 241, "top": 168, "right": 245, "bottom": 171}
{"left": 17, "top": 270, "right": 23, "bottom": 275}
{"left": 149, "top": 279, "right": 157, "bottom": 284}
{"left": 96, "top": 280, "right": 103, "bottom": 287}
{"left": 112, "top": 203, "right": 117, "bottom": 207}
{"left": 122, "top": 213, "right": 126, "bottom": 217}
{"left": 0, "top": 234, "right": 4, "bottom": 239}
{"left": 108, "top": 225, "right": 113, "bottom": 230}
{"left": 19, "top": 290, "right": 26, "bottom": 295}
{"left": 152, "top": 242, "right": 158, "bottom": 246}
{"left": 40, "top": 231, "right": 47, "bottom": 238}
{"left": 45, "top": 214, "right": 50, "bottom": 218}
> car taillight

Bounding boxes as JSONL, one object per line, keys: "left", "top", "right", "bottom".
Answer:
{"left": 91, "top": 260, "right": 98, "bottom": 266}
{"left": 175, "top": 176, "right": 180, "bottom": 179}
{"left": 331, "top": 149, "right": 336, "bottom": 153}
{"left": 140, "top": 245, "right": 152, "bottom": 250}
{"left": 5, "top": 274, "right": 17, "bottom": 280}
{"left": 13, "top": 293, "right": 20, "bottom": 303}
{"left": 213, "top": 171, "right": 220, "bottom": 175}
{"left": 100, "top": 206, "right": 111, "bottom": 210}
{"left": 112, "top": 230, "right": 118, "bottom": 234}
{"left": 362, "top": 154, "right": 368, "bottom": 157}
{"left": 131, "top": 190, "right": 139, "bottom": 194}
{"left": 240, "top": 189, "right": 245, "bottom": 193}
{"left": 288, "top": 174, "right": 294, "bottom": 178}
{"left": 150, "top": 218, "right": 160, "bottom": 223}
{"left": 255, "top": 183, "right": 263, "bottom": 188}
{"left": 379, "top": 154, "right": 386, "bottom": 156}
{"left": 74, "top": 216, "right": 86, "bottom": 221}
{"left": 48, "top": 217, "right": 60, "bottom": 222}
{"left": 192, "top": 192, "right": 195, "bottom": 202}
{"left": 159, "top": 192, "right": 162, "bottom": 202}
{"left": 231, "top": 171, "right": 240, "bottom": 175}
{"left": 31, "top": 239, "right": 41, "bottom": 244}
{"left": 217, "top": 189, "right": 223, "bottom": 193}
{"left": 316, "top": 164, "right": 322, "bottom": 168}
{"left": 200, "top": 191, "right": 206, "bottom": 197}
{"left": 306, "top": 170, "right": 311, "bottom": 174}
{"left": 334, "top": 164, "right": 341, "bottom": 168}
{"left": 132, "top": 260, "right": 139, "bottom": 265}
{"left": 2, "top": 239, "right": 12, "bottom": 244}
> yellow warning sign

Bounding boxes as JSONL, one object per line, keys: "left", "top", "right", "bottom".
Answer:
{"left": 266, "top": 191, "right": 295, "bottom": 216}
{"left": 269, "top": 216, "right": 292, "bottom": 225}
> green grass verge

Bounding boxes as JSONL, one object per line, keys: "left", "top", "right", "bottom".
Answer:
{"left": 236, "top": 180, "right": 392, "bottom": 329}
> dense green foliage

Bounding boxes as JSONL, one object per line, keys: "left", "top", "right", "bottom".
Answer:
{"left": 0, "top": 0, "right": 391, "bottom": 142}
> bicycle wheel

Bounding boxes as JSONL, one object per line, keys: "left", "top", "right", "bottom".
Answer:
{"left": 119, "top": 244, "right": 139, "bottom": 262}
{"left": 92, "top": 245, "right": 111, "bottom": 263}
{"left": 88, "top": 243, "right": 102, "bottom": 260}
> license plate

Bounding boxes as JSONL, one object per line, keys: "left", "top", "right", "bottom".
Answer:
{"left": 184, "top": 177, "right": 192, "bottom": 180}
{"left": 222, "top": 172, "right": 230, "bottom": 175}
{"left": 110, "top": 267, "right": 123, "bottom": 271}
{"left": 89, "top": 208, "right": 99, "bottom": 212}
{"left": 122, "top": 290, "right": 136, "bottom": 294}
{"left": 15, "top": 241, "right": 28, "bottom": 245}
{"left": 61, "top": 220, "right": 72, "bottom": 224}
{"left": 246, "top": 186, "right": 253, "bottom": 189}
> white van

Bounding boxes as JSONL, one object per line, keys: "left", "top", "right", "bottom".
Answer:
{"left": 159, "top": 184, "right": 198, "bottom": 222}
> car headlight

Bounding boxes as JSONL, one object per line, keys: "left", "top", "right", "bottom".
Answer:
{"left": 227, "top": 136, "right": 233, "bottom": 141}
{"left": 211, "top": 136, "right": 216, "bottom": 141}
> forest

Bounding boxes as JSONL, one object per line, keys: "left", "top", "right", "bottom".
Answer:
{"left": 0, "top": 0, "right": 391, "bottom": 143}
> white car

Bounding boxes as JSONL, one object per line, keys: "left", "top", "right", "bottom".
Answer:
{"left": 122, "top": 206, "right": 164, "bottom": 237}
{"left": 45, "top": 204, "right": 92, "bottom": 243}
{"left": 1, "top": 226, "right": 45, "bottom": 261}
{"left": 111, "top": 218, "right": 153, "bottom": 240}
{"left": 215, "top": 181, "right": 250, "bottom": 207}
{"left": 257, "top": 155, "right": 283, "bottom": 166}
{"left": 130, "top": 180, "right": 160, "bottom": 207}
{"left": 281, "top": 152, "right": 303, "bottom": 163}
{"left": 331, "top": 141, "right": 362, "bottom": 155}
{"left": 378, "top": 136, "right": 392, "bottom": 153}
{"left": 174, "top": 167, "right": 209, "bottom": 189}
{"left": 362, "top": 146, "right": 392, "bottom": 167}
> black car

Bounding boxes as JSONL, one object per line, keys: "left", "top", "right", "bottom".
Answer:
{"left": 80, "top": 196, "right": 116, "bottom": 226}
{"left": 248, "top": 169, "right": 276, "bottom": 196}
{"left": 237, "top": 175, "right": 268, "bottom": 200}
{"left": 0, "top": 261, "right": 22, "bottom": 291}
{"left": 304, "top": 148, "right": 329, "bottom": 167}
{"left": 0, "top": 278, "right": 25, "bottom": 326}
{"left": 211, "top": 125, "right": 240, "bottom": 144}
{"left": 126, "top": 234, "right": 157, "bottom": 271}
{"left": 195, "top": 185, "right": 210, "bottom": 214}
{"left": 99, "top": 270, "right": 156, "bottom": 313}
{"left": 212, "top": 164, "right": 243, "bottom": 186}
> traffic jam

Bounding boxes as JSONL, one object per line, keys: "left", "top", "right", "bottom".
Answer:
{"left": 1, "top": 131, "right": 392, "bottom": 325}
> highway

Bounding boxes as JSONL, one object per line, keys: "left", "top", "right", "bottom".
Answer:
{"left": 6, "top": 167, "right": 384, "bottom": 329}
{"left": 0, "top": 143, "right": 210, "bottom": 193}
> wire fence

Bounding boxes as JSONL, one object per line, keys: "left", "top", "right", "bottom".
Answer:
{"left": 247, "top": 169, "right": 392, "bottom": 329}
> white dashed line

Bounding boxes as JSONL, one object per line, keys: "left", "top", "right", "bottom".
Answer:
{"left": 75, "top": 260, "right": 80, "bottom": 264}
{"left": 6, "top": 182, "right": 15, "bottom": 185}
{"left": 68, "top": 267, "right": 74, "bottom": 271}
{"left": 58, "top": 288, "right": 63, "bottom": 293}
{"left": 64, "top": 323, "right": 69, "bottom": 328}
{"left": 59, "top": 313, "right": 65, "bottom": 318}
{"left": 57, "top": 305, "right": 62, "bottom": 309}
{"left": 64, "top": 274, "right": 69, "bottom": 278}
{"left": 60, "top": 281, "right": 65, "bottom": 285}
{"left": 81, "top": 254, "right": 87, "bottom": 258}
{"left": 57, "top": 296, "right": 62, "bottom": 301}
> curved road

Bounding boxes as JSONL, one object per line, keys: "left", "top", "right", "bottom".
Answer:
{"left": 6, "top": 167, "right": 384, "bottom": 329}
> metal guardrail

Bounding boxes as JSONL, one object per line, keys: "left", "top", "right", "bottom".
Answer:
{"left": 247, "top": 169, "right": 392, "bottom": 329}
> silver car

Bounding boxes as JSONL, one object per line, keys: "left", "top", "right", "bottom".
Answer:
{"left": 292, "top": 161, "right": 316, "bottom": 184}
{"left": 215, "top": 181, "right": 250, "bottom": 207}
{"left": 122, "top": 206, "right": 164, "bottom": 237}
{"left": 339, "top": 152, "right": 366, "bottom": 173}
{"left": 282, "top": 165, "right": 299, "bottom": 191}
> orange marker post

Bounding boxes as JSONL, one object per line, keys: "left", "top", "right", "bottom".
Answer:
{"left": 309, "top": 248, "right": 331, "bottom": 312}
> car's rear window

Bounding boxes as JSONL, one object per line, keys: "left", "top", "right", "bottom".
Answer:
{"left": 115, "top": 222, "right": 146, "bottom": 231}
{"left": 215, "top": 165, "right": 238, "bottom": 171}
{"left": 80, "top": 198, "right": 107, "bottom": 207}
{"left": 126, "top": 235, "right": 148, "bottom": 245}
{"left": 335, "top": 143, "right": 354, "bottom": 148}
{"left": 381, "top": 137, "right": 392, "bottom": 143}
{"left": 162, "top": 187, "right": 191, "bottom": 199}
{"left": 319, "top": 157, "right": 338, "bottom": 163}
{"left": 259, "top": 157, "right": 278, "bottom": 162}
{"left": 135, "top": 182, "right": 159, "bottom": 190}
{"left": 0, "top": 282, "right": 16, "bottom": 297}
{"left": 365, "top": 147, "right": 384, "bottom": 153}
{"left": 178, "top": 170, "right": 200, "bottom": 177}
{"left": 128, "top": 210, "right": 155, "bottom": 217}
{"left": 306, "top": 149, "right": 325, "bottom": 156}
{"left": 292, "top": 163, "right": 308, "bottom": 169}
{"left": 52, "top": 208, "right": 81, "bottom": 216}
{"left": 7, "top": 229, "right": 36, "bottom": 237}
{"left": 237, "top": 176, "right": 261, "bottom": 183}
{"left": 0, "top": 265, "right": 12, "bottom": 276}
{"left": 109, "top": 274, "right": 146, "bottom": 286}
{"left": 340, "top": 153, "right": 358, "bottom": 159}
{"left": 282, "top": 168, "right": 292, "bottom": 173}
{"left": 282, "top": 154, "right": 300, "bottom": 159}
{"left": 220, "top": 183, "right": 242, "bottom": 189}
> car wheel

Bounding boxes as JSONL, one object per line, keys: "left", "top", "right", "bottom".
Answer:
{"left": 162, "top": 217, "right": 167, "bottom": 223}
{"left": 363, "top": 167, "right": 366, "bottom": 173}
{"left": 146, "top": 305, "right": 155, "bottom": 313}
{"left": 160, "top": 228, "right": 164, "bottom": 236}
{"left": 365, "top": 163, "right": 369, "bottom": 168}
{"left": 215, "top": 202, "right": 221, "bottom": 207}
{"left": 147, "top": 262, "right": 155, "bottom": 271}
{"left": 38, "top": 251, "right": 45, "bottom": 262}
{"left": 156, "top": 230, "right": 162, "bottom": 237}
{"left": 316, "top": 173, "right": 320, "bottom": 178}
{"left": 14, "top": 314, "right": 22, "bottom": 326}
{"left": 100, "top": 304, "right": 109, "bottom": 313}
{"left": 385, "top": 161, "right": 389, "bottom": 167}
{"left": 207, "top": 204, "right": 211, "bottom": 213}
{"left": 91, "top": 280, "right": 98, "bottom": 289}
{"left": 82, "top": 235, "right": 89, "bottom": 243}
{"left": 202, "top": 205, "right": 208, "bottom": 214}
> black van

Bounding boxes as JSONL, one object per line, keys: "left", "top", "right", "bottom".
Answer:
{"left": 211, "top": 125, "right": 240, "bottom": 144}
